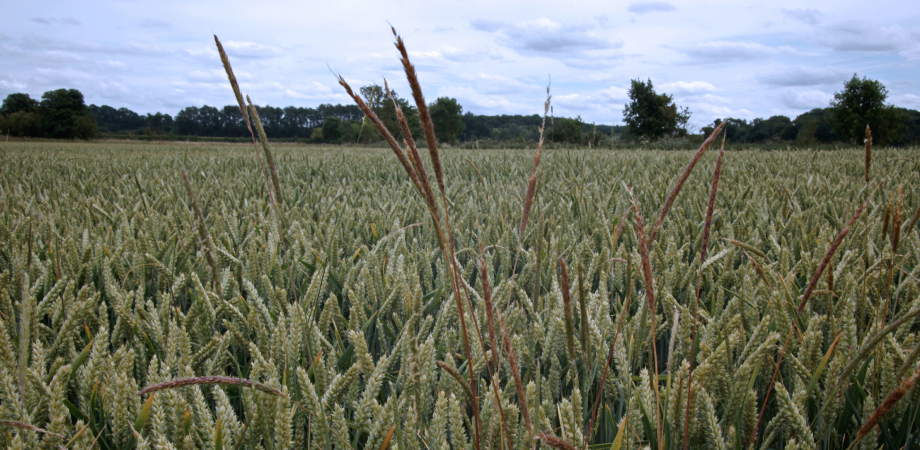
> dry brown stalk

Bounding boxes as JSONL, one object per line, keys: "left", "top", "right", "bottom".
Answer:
{"left": 498, "top": 311, "right": 532, "bottom": 435}
{"left": 751, "top": 200, "right": 868, "bottom": 448}
{"left": 631, "top": 201, "right": 662, "bottom": 449}
{"left": 632, "top": 204, "right": 655, "bottom": 312}
{"left": 834, "top": 305, "right": 920, "bottom": 390}
{"left": 0, "top": 420, "right": 65, "bottom": 438}
{"left": 380, "top": 425, "right": 396, "bottom": 450}
{"left": 389, "top": 61, "right": 500, "bottom": 449}
{"left": 536, "top": 432, "right": 577, "bottom": 450}
{"left": 437, "top": 361, "right": 475, "bottom": 403}
{"left": 798, "top": 200, "right": 868, "bottom": 314}
{"left": 558, "top": 260, "right": 577, "bottom": 361}
{"left": 891, "top": 197, "right": 902, "bottom": 253}
{"left": 520, "top": 85, "right": 551, "bottom": 236}
{"left": 338, "top": 43, "right": 486, "bottom": 450}
{"left": 865, "top": 124, "right": 872, "bottom": 184}
{"left": 181, "top": 168, "right": 222, "bottom": 298}
{"left": 335, "top": 75, "right": 422, "bottom": 192}
{"left": 391, "top": 27, "right": 444, "bottom": 195}
{"left": 382, "top": 79, "right": 441, "bottom": 224}
{"left": 905, "top": 200, "right": 920, "bottom": 238}
{"left": 138, "top": 375, "right": 285, "bottom": 397}
{"left": 684, "top": 135, "right": 724, "bottom": 450}
{"left": 848, "top": 366, "right": 920, "bottom": 450}
{"left": 649, "top": 120, "right": 726, "bottom": 242}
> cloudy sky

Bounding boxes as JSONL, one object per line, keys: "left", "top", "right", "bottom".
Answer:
{"left": 3, "top": 0, "right": 919, "bottom": 128}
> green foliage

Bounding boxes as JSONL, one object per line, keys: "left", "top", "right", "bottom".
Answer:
{"left": 550, "top": 116, "right": 585, "bottom": 144}
{"left": 361, "top": 84, "right": 422, "bottom": 142}
{"left": 0, "top": 93, "right": 39, "bottom": 116}
{"left": 428, "top": 97, "right": 465, "bottom": 145}
{"left": 89, "top": 104, "right": 147, "bottom": 133}
{"left": 831, "top": 74, "right": 906, "bottom": 146}
{"left": 794, "top": 108, "right": 841, "bottom": 146}
{"left": 322, "top": 116, "right": 343, "bottom": 143}
{"left": 623, "top": 78, "right": 690, "bottom": 140}
{"left": 0, "top": 110, "right": 41, "bottom": 137}
{"left": 39, "top": 88, "right": 97, "bottom": 139}
{"left": 703, "top": 116, "right": 798, "bottom": 144}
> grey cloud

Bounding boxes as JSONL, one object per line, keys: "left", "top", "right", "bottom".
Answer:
{"left": 675, "top": 41, "right": 799, "bottom": 64}
{"left": 433, "top": 25, "right": 453, "bottom": 32}
{"left": 471, "top": 17, "right": 621, "bottom": 67}
{"left": 470, "top": 19, "right": 503, "bottom": 33}
{"left": 628, "top": 2, "right": 676, "bottom": 14}
{"left": 781, "top": 8, "right": 823, "bottom": 25}
{"left": 20, "top": 36, "right": 169, "bottom": 56}
{"left": 815, "top": 21, "right": 916, "bottom": 51}
{"left": 139, "top": 19, "right": 171, "bottom": 29}
{"left": 759, "top": 66, "right": 851, "bottom": 87}
{"left": 30, "top": 17, "right": 81, "bottom": 26}
{"left": 462, "top": 74, "right": 541, "bottom": 95}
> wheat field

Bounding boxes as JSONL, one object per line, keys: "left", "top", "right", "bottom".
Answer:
{"left": 0, "top": 135, "right": 918, "bottom": 450}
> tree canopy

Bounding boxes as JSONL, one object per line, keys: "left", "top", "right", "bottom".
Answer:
{"left": 623, "top": 78, "right": 690, "bottom": 140}
{"left": 830, "top": 74, "right": 905, "bottom": 146}
{"left": 0, "top": 93, "right": 38, "bottom": 116}
{"left": 428, "top": 97, "right": 465, "bottom": 144}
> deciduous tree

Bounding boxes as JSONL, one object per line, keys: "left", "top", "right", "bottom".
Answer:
{"left": 830, "top": 74, "right": 905, "bottom": 146}
{"left": 623, "top": 78, "right": 690, "bottom": 140}
{"left": 428, "top": 97, "right": 465, "bottom": 144}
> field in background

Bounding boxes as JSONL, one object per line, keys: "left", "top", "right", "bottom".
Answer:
{"left": 0, "top": 141, "right": 919, "bottom": 449}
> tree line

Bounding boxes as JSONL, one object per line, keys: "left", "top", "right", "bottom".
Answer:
{"left": 1, "top": 76, "right": 918, "bottom": 146}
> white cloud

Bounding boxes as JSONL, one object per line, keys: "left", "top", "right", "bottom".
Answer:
{"left": 780, "top": 89, "right": 832, "bottom": 110}
{"left": 662, "top": 81, "right": 716, "bottom": 94}
{"left": 628, "top": 2, "right": 677, "bottom": 14}
{"left": 103, "top": 60, "right": 129, "bottom": 71}
{"left": 221, "top": 41, "right": 283, "bottom": 59}
{"left": 892, "top": 93, "right": 920, "bottom": 109}
{"left": 781, "top": 8, "right": 824, "bottom": 25}
{"left": 2, "top": 0, "right": 918, "bottom": 124}
{"left": 599, "top": 86, "right": 628, "bottom": 102}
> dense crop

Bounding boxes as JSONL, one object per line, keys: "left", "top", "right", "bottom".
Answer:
{"left": 1, "top": 31, "right": 920, "bottom": 450}
{"left": 1, "top": 137, "right": 918, "bottom": 450}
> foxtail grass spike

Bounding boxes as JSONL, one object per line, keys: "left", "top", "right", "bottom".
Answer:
{"left": 649, "top": 120, "right": 726, "bottom": 242}
{"left": 391, "top": 27, "right": 444, "bottom": 196}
